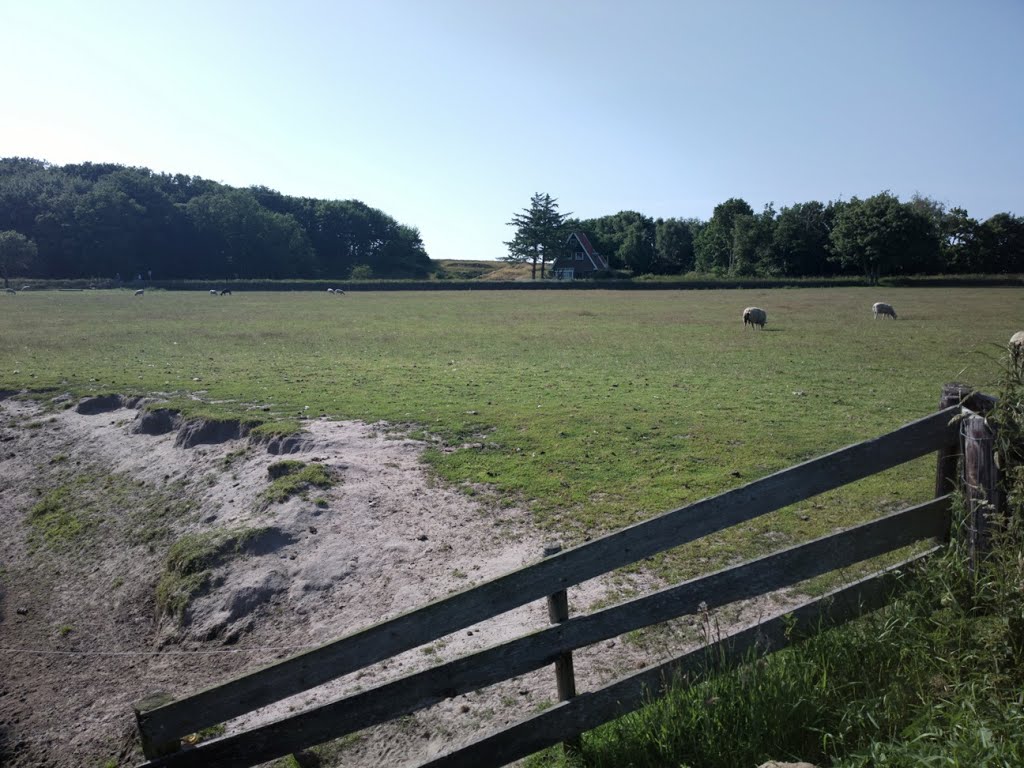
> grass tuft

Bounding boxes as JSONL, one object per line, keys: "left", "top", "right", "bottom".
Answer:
{"left": 263, "top": 461, "right": 334, "bottom": 503}
{"left": 156, "top": 527, "right": 269, "bottom": 619}
{"left": 28, "top": 485, "right": 92, "bottom": 546}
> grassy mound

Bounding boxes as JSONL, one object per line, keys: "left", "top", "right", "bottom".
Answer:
{"left": 263, "top": 460, "right": 334, "bottom": 503}
{"left": 156, "top": 527, "right": 269, "bottom": 619}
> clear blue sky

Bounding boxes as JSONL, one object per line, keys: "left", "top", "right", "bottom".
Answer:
{"left": 2, "top": 1, "right": 1021, "bottom": 261}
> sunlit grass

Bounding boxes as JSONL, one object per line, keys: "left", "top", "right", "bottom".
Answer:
{"left": 2, "top": 287, "right": 1021, "bottom": 580}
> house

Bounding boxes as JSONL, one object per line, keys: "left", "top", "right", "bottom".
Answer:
{"left": 552, "top": 231, "right": 609, "bottom": 280}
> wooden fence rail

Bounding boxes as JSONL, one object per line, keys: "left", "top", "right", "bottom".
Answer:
{"left": 136, "top": 405, "right": 959, "bottom": 757}
{"left": 139, "top": 494, "right": 951, "bottom": 768}
{"left": 418, "top": 549, "right": 939, "bottom": 768}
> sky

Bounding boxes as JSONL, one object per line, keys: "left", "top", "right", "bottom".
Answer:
{"left": 1, "top": 0, "right": 1022, "bottom": 261}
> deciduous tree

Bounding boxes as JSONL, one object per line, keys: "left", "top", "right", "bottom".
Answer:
{"left": 829, "top": 192, "right": 939, "bottom": 283}
{"left": 0, "top": 230, "right": 37, "bottom": 288}
{"left": 694, "top": 197, "right": 753, "bottom": 274}
{"left": 654, "top": 217, "right": 697, "bottom": 274}
{"left": 772, "top": 201, "right": 835, "bottom": 276}
{"left": 980, "top": 213, "right": 1024, "bottom": 273}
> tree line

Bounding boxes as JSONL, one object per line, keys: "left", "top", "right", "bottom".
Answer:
{"left": 0, "top": 157, "right": 431, "bottom": 285}
{"left": 507, "top": 191, "right": 1024, "bottom": 281}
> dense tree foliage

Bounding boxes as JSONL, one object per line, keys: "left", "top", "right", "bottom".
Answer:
{"left": 694, "top": 198, "right": 754, "bottom": 274}
{"left": 4, "top": 157, "right": 1021, "bottom": 283}
{"left": 654, "top": 217, "right": 699, "bottom": 274}
{"left": 0, "top": 229, "right": 37, "bottom": 288}
{"left": 771, "top": 201, "right": 839, "bottom": 277}
{"left": 0, "top": 158, "right": 431, "bottom": 280}
{"left": 829, "top": 192, "right": 937, "bottom": 282}
{"left": 570, "top": 192, "right": 1021, "bottom": 279}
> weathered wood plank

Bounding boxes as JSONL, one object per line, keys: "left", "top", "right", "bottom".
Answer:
{"left": 934, "top": 384, "right": 997, "bottom": 498}
{"left": 137, "top": 407, "right": 957, "bottom": 748}
{"left": 935, "top": 384, "right": 968, "bottom": 497}
{"left": 544, "top": 543, "right": 580, "bottom": 755}
{"left": 543, "top": 544, "right": 577, "bottom": 704}
{"left": 136, "top": 496, "right": 950, "bottom": 768}
{"left": 416, "top": 549, "right": 938, "bottom": 768}
{"left": 963, "top": 412, "right": 1001, "bottom": 571}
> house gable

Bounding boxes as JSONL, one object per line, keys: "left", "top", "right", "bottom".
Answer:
{"left": 554, "top": 231, "right": 609, "bottom": 275}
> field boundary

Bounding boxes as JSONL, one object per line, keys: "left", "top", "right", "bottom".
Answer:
{"left": 9, "top": 275, "right": 1024, "bottom": 293}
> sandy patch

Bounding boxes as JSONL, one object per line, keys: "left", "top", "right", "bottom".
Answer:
{"left": 0, "top": 395, "right": 796, "bottom": 767}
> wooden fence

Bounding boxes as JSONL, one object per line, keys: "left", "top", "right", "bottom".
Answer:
{"left": 133, "top": 384, "right": 999, "bottom": 767}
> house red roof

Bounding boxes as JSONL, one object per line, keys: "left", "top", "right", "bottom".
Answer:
{"left": 575, "top": 231, "right": 598, "bottom": 257}
{"left": 565, "top": 231, "right": 609, "bottom": 271}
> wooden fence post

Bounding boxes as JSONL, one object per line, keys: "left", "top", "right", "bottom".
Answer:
{"left": 935, "top": 384, "right": 1002, "bottom": 568}
{"left": 935, "top": 383, "right": 972, "bottom": 499}
{"left": 543, "top": 543, "right": 580, "bottom": 754}
{"left": 134, "top": 692, "right": 179, "bottom": 759}
{"left": 962, "top": 413, "right": 1002, "bottom": 572}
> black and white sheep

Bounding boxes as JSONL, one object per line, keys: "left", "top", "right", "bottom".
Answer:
{"left": 134, "top": 288, "right": 144, "bottom": 296}
{"left": 872, "top": 302, "right": 897, "bottom": 319}
{"left": 742, "top": 306, "right": 767, "bottom": 329}
{"left": 1009, "top": 331, "right": 1024, "bottom": 349}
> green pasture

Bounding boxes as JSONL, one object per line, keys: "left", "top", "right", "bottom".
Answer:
{"left": 2, "top": 287, "right": 1021, "bottom": 581}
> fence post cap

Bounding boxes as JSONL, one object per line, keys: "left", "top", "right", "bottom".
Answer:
{"left": 134, "top": 691, "right": 175, "bottom": 715}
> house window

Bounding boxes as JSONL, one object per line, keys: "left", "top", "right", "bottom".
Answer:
{"left": 575, "top": 252, "right": 584, "bottom": 260}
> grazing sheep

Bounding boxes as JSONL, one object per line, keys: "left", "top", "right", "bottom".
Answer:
{"left": 209, "top": 289, "right": 219, "bottom": 295}
{"left": 4, "top": 288, "right": 16, "bottom": 294}
{"left": 334, "top": 288, "right": 345, "bottom": 295}
{"left": 872, "top": 302, "right": 897, "bottom": 319}
{"left": 220, "top": 289, "right": 232, "bottom": 296}
{"left": 327, "top": 288, "right": 334, "bottom": 293}
{"left": 1009, "top": 331, "right": 1024, "bottom": 349}
{"left": 134, "top": 289, "right": 144, "bottom": 296}
{"left": 742, "top": 306, "right": 767, "bottom": 329}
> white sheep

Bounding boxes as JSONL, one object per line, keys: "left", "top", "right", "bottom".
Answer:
{"left": 333, "top": 288, "right": 345, "bottom": 295}
{"left": 134, "top": 288, "right": 144, "bottom": 296}
{"left": 872, "top": 302, "right": 897, "bottom": 319}
{"left": 742, "top": 306, "right": 767, "bottom": 329}
{"left": 327, "top": 288, "right": 334, "bottom": 293}
{"left": 4, "top": 287, "right": 16, "bottom": 294}
{"left": 209, "top": 289, "right": 219, "bottom": 295}
{"left": 1009, "top": 331, "right": 1024, "bottom": 349}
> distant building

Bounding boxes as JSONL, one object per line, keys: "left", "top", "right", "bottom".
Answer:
{"left": 552, "top": 231, "right": 609, "bottom": 280}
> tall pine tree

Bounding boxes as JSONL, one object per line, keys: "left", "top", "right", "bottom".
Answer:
{"left": 504, "top": 193, "right": 571, "bottom": 279}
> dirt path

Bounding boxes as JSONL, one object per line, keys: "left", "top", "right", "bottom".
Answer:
{"left": 0, "top": 394, "right": 795, "bottom": 767}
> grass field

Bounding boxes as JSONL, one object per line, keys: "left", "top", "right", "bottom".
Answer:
{"left": 3, "top": 286, "right": 1021, "bottom": 582}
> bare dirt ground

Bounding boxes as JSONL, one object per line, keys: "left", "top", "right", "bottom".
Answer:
{"left": 0, "top": 394, "right": 798, "bottom": 768}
